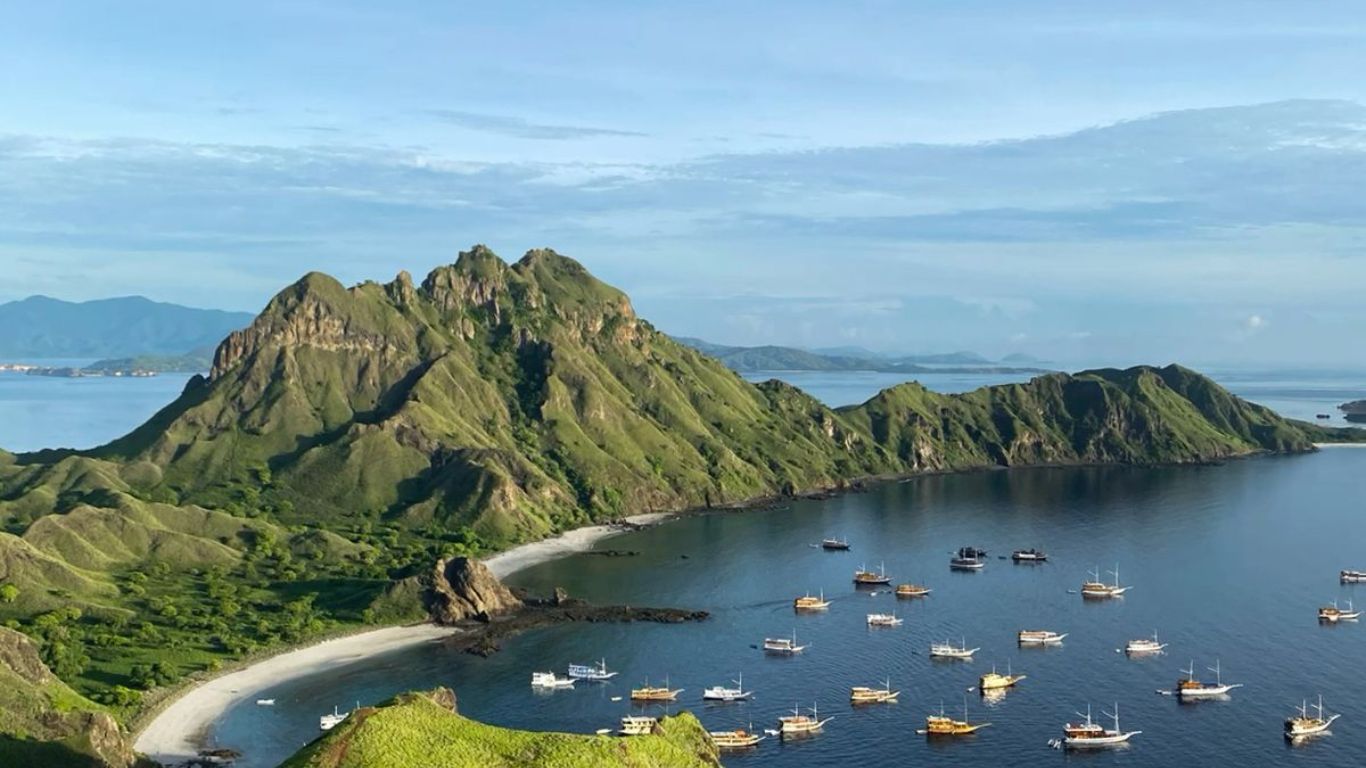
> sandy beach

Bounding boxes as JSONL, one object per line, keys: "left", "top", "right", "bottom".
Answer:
{"left": 134, "top": 511, "right": 675, "bottom": 764}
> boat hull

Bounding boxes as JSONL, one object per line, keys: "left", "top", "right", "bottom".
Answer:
{"left": 1064, "top": 732, "right": 1138, "bottom": 748}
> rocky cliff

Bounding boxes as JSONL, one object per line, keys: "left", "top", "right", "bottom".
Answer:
{"left": 427, "top": 557, "right": 523, "bottom": 624}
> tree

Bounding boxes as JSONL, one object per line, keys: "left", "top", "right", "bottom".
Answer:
{"left": 0, "top": 583, "right": 18, "bottom": 603}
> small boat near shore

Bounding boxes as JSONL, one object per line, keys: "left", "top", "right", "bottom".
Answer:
{"left": 764, "top": 629, "right": 809, "bottom": 655}
{"left": 1286, "top": 695, "right": 1339, "bottom": 740}
{"left": 1059, "top": 703, "right": 1139, "bottom": 749}
{"left": 703, "top": 673, "right": 753, "bottom": 702}
{"left": 950, "top": 546, "right": 987, "bottom": 570}
{"left": 793, "top": 590, "right": 831, "bottom": 612}
{"left": 1173, "top": 660, "right": 1241, "bottom": 699}
{"left": 709, "top": 727, "right": 766, "bottom": 749}
{"left": 853, "top": 562, "right": 892, "bottom": 586}
{"left": 319, "top": 705, "right": 349, "bottom": 731}
{"left": 1319, "top": 599, "right": 1361, "bottom": 623}
{"left": 821, "top": 537, "right": 851, "bottom": 551}
{"left": 568, "top": 658, "right": 618, "bottom": 681}
{"left": 619, "top": 715, "right": 658, "bottom": 736}
{"left": 779, "top": 703, "right": 832, "bottom": 737}
{"left": 255, "top": 698, "right": 275, "bottom": 706}
{"left": 1125, "top": 632, "right": 1167, "bottom": 655}
{"left": 866, "top": 612, "right": 902, "bottom": 627}
{"left": 917, "top": 698, "right": 989, "bottom": 736}
{"left": 631, "top": 678, "right": 683, "bottom": 701}
{"left": 1017, "top": 629, "right": 1067, "bottom": 646}
{"left": 930, "top": 638, "right": 979, "bottom": 660}
{"left": 1081, "top": 565, "right": 1130, "bottom": 598}
{"left": 1012, "top": 548, "right": 1048, "bottom": 563}
{"left": 895, "top": 583, "right": 932, "bottom": 597}
{"left": 1341, "top": 569, "right": 1366, "bottom": 583}
{"left": 531, "top": 671, "right": 575, "bottom": 689}
{"left": 850, "top": 678, "right": 899, "bottom": 704}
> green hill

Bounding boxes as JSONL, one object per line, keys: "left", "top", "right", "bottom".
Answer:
{"left": 280, "top": 688, "right": 719, "bottom": 768}
{"left": 0, "top": 296, "right": 252, "bottom": 359}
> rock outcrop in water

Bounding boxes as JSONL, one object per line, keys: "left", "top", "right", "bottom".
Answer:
{"left": 427, "top": 556, "right": 523, "bottom": 624}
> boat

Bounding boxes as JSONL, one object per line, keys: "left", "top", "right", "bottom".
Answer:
{"left": 930, "top": 637, "right": 979, "bottom": 659}
{"left": 853, "top": 562, "right": 891, "bottom": 586}
{"left": 821, "top": 537, "right": 851, "bottom": 551}
{"left": 866, "top": 612, "right": 903, "bottom": 627}
{"left": 708, "top": 727, "right": 766, "bottom": 749}
{"left": 1012, "top": 548, "right": 1048, "bottom": 562}
{"left": 1341, "top": 569, "right": 1366, "bottom": 584}
{"left": 255, "top": 698, "right": 275, "bottom": 706}
{"left": 319, "top": 705, "right": 349, "bottom": 731}
{"left": 1081, "top": 564, "right": 1130, "bottom": 598}
{"left": 763, "top": 629, "right": 809, "bottom": 654}
{"left": 850, "top": 678, "right": 899, "bottom": 704}
{"left": 917, "top": 698, "right": 989, "bottom": 736}
{"left": 1061, "top": 703, "right": 1140, "bottom": 748}
{"left": 1017, "top": 629, "right": 1067, "bottom": 646}
{"left": 630, "top": 678, "right": 683, "bottom": 701}
{"left": 778, "top": 703, "right": 832, "bottom": 736}
{"left": 895, "top": 583, "right": 932, "bottom": 597}
{"left": 567, "top": 658, "right": 618, "bottom": 681}
{"left": 1285, "top": 695, "right": 1339, "bottom": 740}
{"left": 1174, "top": 659, "right": 1242, "bottom": 699}
{"left": 531, "top": 671, "right": 576, "bottom": 689}
{"left": 1125, "top": 632, "right": 1167, "bottom": 655}
{"left": 702, "top": 673, "right": 753, "bottom": 702}
{"left": 1318, "top": 598, "right": 1362, "bottom": 623}
{"left": 619, "top": 715, "right": 658, "bottom": 736}
{"left": 793, "top": 590, "right": 831, "bottom": 611}
{"left": 950, "top": 546, "right": 986, "bottom": 570}
{"left": 979, "top": 662, "right": 1025, "bottom": 691}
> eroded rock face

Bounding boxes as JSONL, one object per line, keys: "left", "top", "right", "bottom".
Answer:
{"left": 427, "top": 556, "right": 522, "bottom": 624}
{"left": 0, "top": 625, "right": 53, "bottom": 686}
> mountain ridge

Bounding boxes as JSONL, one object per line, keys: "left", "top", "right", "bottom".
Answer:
{"left": 0, "top": 295, "right": 253, "bottom": 359}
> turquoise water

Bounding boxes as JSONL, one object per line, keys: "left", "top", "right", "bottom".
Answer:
{"left": 0, "top": 363, "right": 192, "bottom": 452}
{"left": 214, "top": 448, "right": 1366, "bottom": 766}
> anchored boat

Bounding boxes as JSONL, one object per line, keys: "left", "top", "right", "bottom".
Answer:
{"left": 1286, "top": 695, "right": 1339, "bottom": 740}
{"left": 630, "top": 678, "right": 683, "bottom": 701}
{"left": 778, "top": 703, "right": 832, "bottom": 737}
{"left": 1061, "top": 703, "right": 1140, "bottom": 748}
{"left": 531, "top": 671, "right": 575, "bottom": 689}
{"left": 950, "top": 546, "right": 987, "bottom": 571}
{"left": 763, "top": 629, "right": 809, "bottom": 655}
{"left": 709, "top": 727, "right": 766, "bottom": 749}
{"left": 1341, "top": 569, "right": 1366, "bottom": 583}
{"left": 1319, "top": 599, "right": 1362, "bottom": 623}
{"left": 930, "top": 637, "right": 979, "bottom": 660}
{"left": 895, "top": 583, "right": 932, "bottom": 597}
{"left": 1012, "top": 548, "right": 1048, "bottom": 562}
{"left": 793, "top": 590, "right": 831, "bottom": 612}
{"left": 1017, "top": 629, "right": 1067, "bottom": 646}
{"left": 866, "top": 612, "right": 903, "bottom": 627}
{"left": 821, "top": 537, "right": 851, "bottom": 551}
{"left": 1125, "top": 632, "right": 1167, "bottom": 655}
{"left": 1174, "top": 659, "right": 1241, "bottom": 699}
{"left": 1081, "top": 564, "right": 1130, "bottom": 598}
{"left": 917, "top": 698, "right": 989, "bottom": 736}
{"left": 619, "top": 715, "right": 658, "bottom": 736}
{"left": 850, "top": 678, "right": 899, "bottom": 704}
{"left": 567, "top": 658, "right": 618, "bottom": 681}
{"left": 853, "top": 562, "right": 892, "bottom": 586}
{"left": 702, "top": 673, "right": 753, "bottom": 702}
{"left": 319, "top": 704, "right": 350, "bottom": 731}
{"left": 979, "top": 662, "right": 1025, "bottom": 691}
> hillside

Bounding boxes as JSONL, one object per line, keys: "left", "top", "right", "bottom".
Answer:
{"left": 0, "top": 245, "right": 1358, "bottom": 764}
{"left": 279, "top": 688, "right": 719, "bottom": 768}
{"left": 0, "top": 296, "right": 251, "bottom": 359}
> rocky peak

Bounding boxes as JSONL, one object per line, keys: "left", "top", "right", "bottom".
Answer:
{"left": 427, "top": 556, "right": 523, "bottom": 624}
{"left": 387, "top": 270, "right": 416, "bottom": 306}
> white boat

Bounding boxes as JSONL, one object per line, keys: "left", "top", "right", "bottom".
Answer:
{"left": 850, "top": 678, "right": 900, "bottom": 704}
{"left": 1341, "top": 569, "right": 1366, "bottom": 584}
{"left": 930, "top": 637, "right": 979, "bottom": 660}
{"left": 1012, "top": 548, "right": 1048, "bottom": 562}
{"left": 1062, "top": 703, "right": 1140, "bottom": 748}
{"left": 778, "top": 702, "right": 832, "bottom": 736}
{"left": 1175, "top": 659, "right": 1242, "bottom": 699}
{"left": 531, "top": 671, "right": 576, "bottom": 689}
{"left": 763, "top": 629, "right": 809, "bottom": 655}
{"left": 567, "top": 658, "right": 618, "bottom": 681}
{"left": 1081, "top": 564, "right": 1130, "bottom": 598}
{"left": 1017, "top": 629, "right": 1067, "bottom": 646}
{"left": 619, "top": 715, "right": 658, "bottom": 736}
{"left": 319, "top": 705, "right": 349, "bottom": 731}
{"left": 950, "top": 546, "right": 987, "bottom": 570}
{"left": 703, "top": 672, "right": 753, "bottom": 702}
{"left": 255, "top": 698, "right": 275, "bottom": 706}
{"left": 1125, "top": 632, "right": 1167, "bottom": 654}
{"left": 1318, "top": 598, "right": 1362, "bottom": 622}
{"left": 866, "top": 612, "right": 903, "bottom": 627}
{"left": 1286, "top": 695, "right": 1339, "bottom": 740}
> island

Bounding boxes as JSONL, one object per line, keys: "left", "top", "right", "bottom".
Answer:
{"left": 1340, "top": 399, "right": 1366, "bottom": 423}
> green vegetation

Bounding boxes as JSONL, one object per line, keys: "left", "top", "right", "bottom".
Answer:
{"left": 0, "top": 245, "right": 1359, "bottom": 765}
{"left": 280, "top": 688, "right": 719, "bottom": 768}
{"left": 673, "top": 337, "right": 1041, "bottom": 373}
{"left": 82, "top": 349, "right": 214, "bottom": 375}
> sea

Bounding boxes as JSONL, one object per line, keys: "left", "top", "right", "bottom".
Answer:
{"left": 5, "top": 363, "right": 1366, "bottom": 766}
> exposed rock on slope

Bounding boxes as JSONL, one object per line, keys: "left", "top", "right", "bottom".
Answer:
{"left": 427, "top": 557, "right": 522, "bottom": 624}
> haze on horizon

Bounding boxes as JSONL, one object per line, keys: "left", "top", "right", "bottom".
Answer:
{"left": 3, "top": 2, "right": 1366, "bottom": 367}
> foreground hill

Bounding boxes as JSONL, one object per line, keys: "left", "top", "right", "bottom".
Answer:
{"left": 280, "top": 688, "right": 719, "bottom": 768}
{"left": 0, "top": 245, "right": 1357, "bottom": 765}
{"left": 0, "top": 296, "right": 251, "bottom": 359}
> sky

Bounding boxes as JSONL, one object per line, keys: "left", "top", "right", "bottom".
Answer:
{"left": 3, "top": 1, "right": 1366, "bottom": 366}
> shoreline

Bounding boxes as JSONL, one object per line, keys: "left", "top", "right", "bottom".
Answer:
{"left": 133, "top": 511, "right": 676, "bottom": 764}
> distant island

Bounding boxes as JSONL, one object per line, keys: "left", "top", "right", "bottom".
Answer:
{"left": 0, "top": 294, "right": 250, "bottom": 358}
{"left": 0, "top": 349, "right": 213, "bottom": 378}
{"left": 674, "top": 337, "right": 1052, "bottom": 374}
{"left": 1341, "top": 400, "right": 1366, "bottom": 423}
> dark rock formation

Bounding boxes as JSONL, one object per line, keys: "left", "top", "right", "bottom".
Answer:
{"left": 427, "top": 557, "right": 523, "bottom": 624}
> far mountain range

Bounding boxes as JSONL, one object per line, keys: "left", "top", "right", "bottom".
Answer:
{"left": 674, "top": 337, "right": 1051, "bottom": 373}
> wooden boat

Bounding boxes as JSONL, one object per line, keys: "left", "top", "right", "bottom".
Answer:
{"left": 763, "top": 629, "right": 809, "bottom": 654}
{"left": 950, "top": 546, "right": 986, "bottom": 570}
{"left": 793, "top": 590, "right": 831, "bottom": 611}
{"left": 631, "top": 678, "right": 683, "bottom": 701}
{"left": 1174, "top": 659, "right": 1241, "bottom": 699}
{"left": 1125, "top": 632, "right": 1166, "bottom": 654}
{"left": 702, "top": 673, "right": 753, "bottom": 702}
{"left": 709, "top": 727, "right": 766, "bottom": 749}
{"left": 895, "top": 583, "right": 932, "bottom": 597}
{"left": 1341, "top": 569, "right": 1366, "bottom": 583}
{"left": 1012, "top": 548, "right": 1048, "bottom": 562}
{"left": 1061, "top": 703, "right": 1139, "bottom": 748}
{"left": 531, "top": 671, "right": 575, "bottom": 689}
{"left": 821, "top": 537, "right": 851, "bottom": 551}
{"left": 978, "top": 663, "right": 1025, "bottom": 691}
{"left": 850, "top": 678, "right": 899, "bottom": 704}
{"left": 619, "top": 715, "right": 658, "bottom": 736}
{"left": 1081, "top": 565, "right": 1130, "bottom": 598}
{"left": 1017, "top": 629, "right": 1067, "bottom": 646}
{"left": 930, "top": 638, "right": 979, "bottom": 660}
{"left": 917, "top": 698, "right": 989, "bottom": 736}
{"left": 866, "top": 612, "right": 902, "bottom": 627}
{"left": 567, "top": 658, "right": 617, "bottom": 681}
{"left": 853, "top": 562, "right": 891, "bottom": 586}
{"left": 778, "top": 703, "right": 832, "bottom": 736}
{"left": 319, "top": 705, "right": 349, "bottom": 731}
{"left": 1319, "top": 599, "right": 1362, "bottom": 622}
{"left": 1286, "top": 695, "right": 1339, "bottom": 740}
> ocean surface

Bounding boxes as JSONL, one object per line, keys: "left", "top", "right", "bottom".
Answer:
{"left": 212, "top": 447, "right": 1366, "bottom": 767}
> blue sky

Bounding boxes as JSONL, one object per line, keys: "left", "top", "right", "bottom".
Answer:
{"left": 3, "top": 2, "right": 1366, "bottom": 365}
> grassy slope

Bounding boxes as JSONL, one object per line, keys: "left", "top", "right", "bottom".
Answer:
{"left": 280, "top": 690, "right": 719, "bottom": 768}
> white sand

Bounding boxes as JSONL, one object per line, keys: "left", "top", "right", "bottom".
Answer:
{"left": 134, "top": 511, "right": 675, "bottom": 762}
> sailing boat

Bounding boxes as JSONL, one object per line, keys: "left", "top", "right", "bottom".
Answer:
{"left": 778, "top": 702, "right": 832, "bottom": 736}
{"left": 567, "top": 658, "right": 617, "bottom": 681}
{"left": 763, "top": 629, "right": 809, "bottom": 654}
{"left": 1285, "top": 695, "right": 1339, "bottom": 740}
{"left": 929, "top": 637, "right": 979, "bottom": 660}
{"left": 850, "top": 678, "right": 899, "bottom": 704}
{"left": 853, "top": 561, "right": 892, "bottom": 586}
{"left": 1318, "top": 598, "right": 1362, "bottom": 623}
{"left": 630, "top": 676, "right": 684, "bottom": 701}
{"left": 1125, "top": 632, "right": 1167, "bottom": 655}
{"left": 1175, "top": 659, "right": 1242, "bottom": 699}
{"left": 702, "top": 672, "right": 753, "bottom": 702}
{"left": 917, "top": 696, "right": 989, "bottom": 736}
{"left": 709, "top": 723, "right": 766, "bottom": 749}
{"left": 793, "top": 590, "right": 831, "bottom": 611}
{"left": 1061, "top": 703, "right": 1140, "bottom": 748}
{"left": 866, "top": 611, "right": 902, "bottom": 627}
{"left": 1081, "top": 564, "right": 1130, "bottom": 598}
{"left": 319, "top": 704, "right": 351, "bottom": 731}
{"left": 978, "top": 661, "right": 1025, "bottom": 691}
